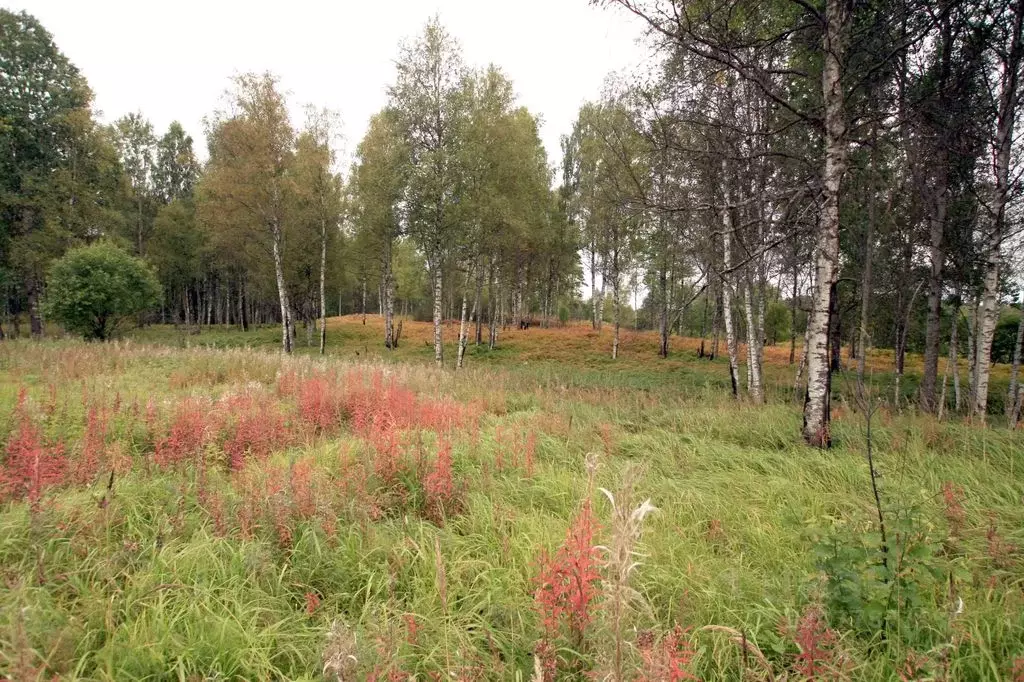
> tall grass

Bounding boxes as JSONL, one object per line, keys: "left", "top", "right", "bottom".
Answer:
{"left": 0, "top": 327, "right": 1020, "bottom": 680}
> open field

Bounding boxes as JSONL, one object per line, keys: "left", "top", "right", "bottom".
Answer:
{"left": 0, "top": 318, "right": 1022, "bottom": 680}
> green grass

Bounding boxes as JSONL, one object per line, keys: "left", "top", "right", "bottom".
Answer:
{"left": 0, "top": 323, "right": 1022, "bottom": 680}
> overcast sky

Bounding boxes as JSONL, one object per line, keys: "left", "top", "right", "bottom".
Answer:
{"left": 12, "top": 0, "right": 652, "bottom": 170}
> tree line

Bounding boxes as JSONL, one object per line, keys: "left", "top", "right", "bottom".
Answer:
{"left": 0, "top": 11, "right": 576, "bottom": 363}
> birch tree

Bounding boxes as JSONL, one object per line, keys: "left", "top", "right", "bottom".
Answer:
{"left": 388, "top": 18, "right": 467, "bottom": 366}
{"left": 204, "top": 73, "right": 296, "bottom": 353}
{"left": 973, "top": 0, "right": 1024, "bottom": 420}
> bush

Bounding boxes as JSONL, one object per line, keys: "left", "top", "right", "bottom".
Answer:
{"left": 992, "top": 308, "right": 1022, "bottom": 364}
{"left": 765, "top": 300, "right": 792, "bottom": 345}
{"left": 44, "top": 242, "right": 161, "bottom": 340}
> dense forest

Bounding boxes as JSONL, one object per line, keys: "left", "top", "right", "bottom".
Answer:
{"left": 3, "top": 0, "right": 1024, "bottom": 442}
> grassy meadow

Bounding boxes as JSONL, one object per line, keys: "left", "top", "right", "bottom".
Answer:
{"left": 0, "top": 316, "right": 1021, "bottom": 680}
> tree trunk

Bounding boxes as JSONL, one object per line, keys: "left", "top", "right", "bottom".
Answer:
{"left": 975, "top": 0, "right": 1023, "bottom": 420}
{"left": 474, "top": 264, "right": 485, "bottom": 344}
{"left": 698, "top": 284, "right": 710, "bottom": 358}
{"left": 239, "top": 282, "right": 249, "bottom": 332}
{"left": 1006, "top": 294, "right": 1024, "bottom": 423}
{"left": 803, "top": 0, "right": 848, "bottom": 447}
{"left": 920, "top": 185, "right": 948, "bottom": 412}
{"left": 384, "top": 269, "right": 395, "bottom": 350}
{"left": 829, "top": 292, "right": 842, "bottom": 373}
{"left": 789, "top": 264, "right": 799, "bottom": 365}
{"left": 319, "top": 218, "right": 328, "bottom": 355}
{"left": 659, "top": 267, "right": 670, "bottom": 358}
{"left": 710, "top": 288, "right": 721, "bottom": 361}
{"left": 939, "top": 295, "right": 961, "bottom": 420}
{"left": 856, "top": 130, "right": 877, "bottom": 384}
{"left": 183, "top": 287, "right": 192, "bottom": 330}
{"left": 743, "top": 279, "right": 763, "bottom": 403}
{"left": 270, "top": 221, "right": 293, "bottom": 354}
{"left": 721, "top": 264, "right": 740, "bottom": 398}
{"left": 27, "top": 277, "right": 43, "bottom": 338}
{"left": 967, "top": 297, "right": 978, "bottom": 405}
{"left": 488, "top": 269, "right": 498, "bottom": 350}
{"left": 720, "top": 179, "right": 741, "bottom": 398}
{"left": 612, "top": 245, "right": 621, "bottom": 360}
{"left": 432, "top": 264, "right": 444, "bottom": 365}
{"left": 794, "top": 311, "right": 812, "bottom": 403}
{"left": 456, "top": 269, "right": 471, "bottom": 370}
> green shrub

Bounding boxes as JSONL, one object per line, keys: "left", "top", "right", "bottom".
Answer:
{"left": 44, "top": 241, "right": 161, "bottom": 340}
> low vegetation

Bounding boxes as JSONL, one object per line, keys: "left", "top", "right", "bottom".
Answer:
{"left": 0, "top": 317, "right": 1021, "bottom": 680}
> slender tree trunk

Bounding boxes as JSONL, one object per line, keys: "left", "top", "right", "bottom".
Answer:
{"left": 952, "top": 309, "right": 962, "bottom": 412}
{"left": 743, "top": 278, "right": 763, "bottom": 403}
{"left": 829, "top": 293, "right": 842, "bottom": 373}
{"left": 384, "top": 268, "right": 395, "bottom": 350}
{"left": 921, "top": 185, "right": 948, "bottom": 412}
{"left": 974, "top": 229, "right": 1005, "bottom": 422}
{"left": 27, "top": 278, "right": 43, "bottom": 338}
{"left": 794, "top": 311, "right": 812, "bottom": 403}
{"left": 590, "top": 245, "right": 599, "bottom": 330}
{"left": 790, "top": 265, "right": 799, "bottom": 365}
{"left": 488, "top": 271, "right": 498, "bottom": 350}
{"left": 183, "top": 287, "right": 193, "bottom": 330}
{"left": 894, "top": 281, "right": 923, "bottom": 407}
{"left": 239, "top": 282, "right": 249, "bottom": 332}
{"left": 474, "top": 263, "right": 484, "bottom": 344}
{"left": 659, "top": 267, "right": 670, "bottom": 358}
{"left": 206, "top": 279, "right": 213, "bottom": 326}
{"left": 710, "top": 289, "right": 721, "bottom": 361}
{"left": 968, "top": 297, "right": 978, "bottom": 405}
{"left": 719, "top": 161, "right": 742, "bottom": 397}
{"left": 612, "top": 245, "right": 621, "bottom": 360}
{"left": 432, "top": 264, "right": 444, "bottom": 365}
{"left": 721, "top": 224, "right": 740, "bottom": 398}
{"left": 803, "top": 0, "right": 849, "bottom": 447}
{"left": 857, "top": 131, "right": 877, "bottom": 385}
{"left": 939, "top": 296, "right": 961, "bottom": 420}
{"left": 456, "top": 269, "right": 472, "bottom": 370}
{"left": 270, "top": 221, "right": 293, "bottom": 354}
{"left": 319, "top": 217, "right": 328, "bottom": 355}
{"left": 698, "top": 284, "right": 710, "bottom": 358}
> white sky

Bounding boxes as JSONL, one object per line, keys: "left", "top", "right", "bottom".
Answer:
{"left": 12, "top": 0, "right": 652, "bottom": 171}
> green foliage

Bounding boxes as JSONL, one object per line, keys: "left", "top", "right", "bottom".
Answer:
{"left": 991, "top": 308, "right": 1022, "bottom": 364}
{"left": 811, "top": 511, "right": 948, "bottom": 644}
{"left": 765, "top": 300, "right": 792, "bottom": 345}
{"left": 44, "top": 242, "right": 161, "bottom": 340}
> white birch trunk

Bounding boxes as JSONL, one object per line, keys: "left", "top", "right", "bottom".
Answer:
{"left": 612, "top": 248, "right": 620, "bottom": 360}
{"left": 456, "top": 269, "right": 471, "bottom": 370}
{"left": 432, "top": 264, "right": 444, "bottom": 365}
{"left": 271, "top": 220, "right": 293, "bottom": 354}
{"left": 802, "top": 0, "right": 848, "bottom": 446}
{"left": 743, "top": 279, "right": 763, "bottom": 404}
{"left": 975, "top": 0, "right": 1023, "bottom": 419}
